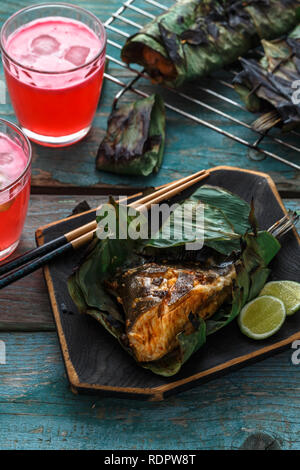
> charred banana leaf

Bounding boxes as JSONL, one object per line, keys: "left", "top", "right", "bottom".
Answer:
{"left": 96, "top": 94, "right": 165, "bottom": 176}
{"left": 234, "top": 24, "right": 300, "bottom": 132}
{"left": 68, "top": 186, "right": 281, "bottom": 376}
{"left": 121, "top": 0, "right": 299, "bottom": 88}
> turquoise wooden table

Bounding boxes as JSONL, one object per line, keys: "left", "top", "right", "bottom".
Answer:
{"left": 0, "top": 0, "right": 299, "bottom": 450}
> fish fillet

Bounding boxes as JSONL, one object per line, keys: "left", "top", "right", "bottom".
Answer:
{"left": 108, "top": 262, "right": 236, "bottom": 362}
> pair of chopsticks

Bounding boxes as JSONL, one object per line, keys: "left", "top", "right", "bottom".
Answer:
{"left": 0, "top": 169, "right": 210, "bottom": 289}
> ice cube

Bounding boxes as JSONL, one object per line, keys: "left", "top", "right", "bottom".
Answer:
{"left": 20, "top": 54, "right": 37, "bottom": 66}
{"left": 0, "top": 171, "right": 10, "bottom": 190}
{"left": 31, "top": 35, "right": 60, "bottom": 55}
{"left": 0, "top": 153, "right": 14, "bottom": 165}
{"left": 64, "top": 46, "right": 90, "bottom": 66}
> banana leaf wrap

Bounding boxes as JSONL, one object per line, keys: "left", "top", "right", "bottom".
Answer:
{"left": 68, "top": 186, "right": 281, "bottom": 376}
{"left": 96, "top": 94, "right": 165, "bottom": 176}
{"left": 233, "top": 24, "right": 300, "bottom": 132}
{"left": 121, "top": 0, "right": 299, "bottom": 88}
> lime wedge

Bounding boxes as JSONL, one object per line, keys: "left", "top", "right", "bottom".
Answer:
{"left": 259, "top": 281, "right": 300, "bottom": 316}
{"left": 238, "top": 295, "right": 286, "bottom": 340}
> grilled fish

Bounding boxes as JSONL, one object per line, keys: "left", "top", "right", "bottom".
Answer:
{"left": 108, "top": 262, "right": 236, "bottom": 362}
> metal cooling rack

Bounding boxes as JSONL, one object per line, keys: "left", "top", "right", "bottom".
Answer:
{"left": 103, "top": 0, "right": 300, "bottom": 170}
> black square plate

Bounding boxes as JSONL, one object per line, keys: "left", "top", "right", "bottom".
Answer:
{"left": 36, "top": 167, "right": 300, "bottom": 400}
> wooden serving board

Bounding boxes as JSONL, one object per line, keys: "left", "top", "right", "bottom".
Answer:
{"left": 36, "top": 166, "right": 300, "bottom": 401}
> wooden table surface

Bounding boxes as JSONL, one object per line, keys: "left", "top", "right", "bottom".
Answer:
{"left": 0, "top": 0, "right": 299, "bottom": 450}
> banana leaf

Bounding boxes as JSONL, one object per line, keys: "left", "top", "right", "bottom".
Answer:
{"left": 146, "top": 185, "right": 252, "bottom": 254}
{"left": 234, "top": 23, "right": 300, "bottom": 132}
{"left": 96, "top": 94, "right": 165, "bottom": 176}
{"left": 68, "top": 199, "right": 144, "bottom": 322}
{"left": 68, "top": 186, "right": 280, "bottom": 376}
{"left": 121, "top": 0, "right": 299, "bottom": 88}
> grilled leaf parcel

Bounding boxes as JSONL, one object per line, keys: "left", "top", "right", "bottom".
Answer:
{"left": 96, "top": 94, "right": 166, "bottom": 176}
{"left": 233, "top": 24, "right": 300, "bottom": 133}
{"left": 68, "top": 185, "right": 281, "bottom": 376}
{"left": 121, "top": 0, "right": 299, "bottom": 88}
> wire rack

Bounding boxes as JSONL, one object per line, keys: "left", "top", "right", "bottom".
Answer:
{"left": 103, "top": 0, "right": 300, "bottom": 170}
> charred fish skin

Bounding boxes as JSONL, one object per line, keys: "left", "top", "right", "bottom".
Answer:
{"left": 108, "top": 262, "right": 236, "bottom": 363}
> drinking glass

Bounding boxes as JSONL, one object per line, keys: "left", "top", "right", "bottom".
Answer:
{"left": 0, "top": 119, "right": 32, "bottom": 261}
{"left": 1, "top": 3, "right": 107, "bottom": 147}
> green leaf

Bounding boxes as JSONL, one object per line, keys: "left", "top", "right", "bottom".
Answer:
{"left": 190, "top": 185, "right": 252, "bottom": 235}
{"left": 248, "top": 267, "right": 271, "bottom": 300}
{"left": 206, "top": 231, "right": 281, "bottom": 335}
{"left": 147, "top": 202, "right": 239, "bottom": 251}
{"left": 86, "top": 308, "right": 126, "bottom": 341}
{"left": 246, "top": 230, "right": 281, "bottom": 265}
{"left": 147, "top": 185, "right": 251, "bottom": 255}
{"left": 68, "top": 200, "right": 143, "bottom": 323}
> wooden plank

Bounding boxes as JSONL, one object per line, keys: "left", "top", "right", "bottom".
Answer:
{"left": 0, "top": 195, "right": 102, "bottom": 331}
{"left": 0, "top": 0, "right": 299, "bottom": 194}
{"left": 0, "top": 331, "right": 299, "bottom": 449}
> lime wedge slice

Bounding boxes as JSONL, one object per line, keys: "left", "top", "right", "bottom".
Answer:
{"left": 238, "top": 295, "right": 286, "bottom": 340}
{"left": 259, "top": 281, "right": 300, "bottom": 316}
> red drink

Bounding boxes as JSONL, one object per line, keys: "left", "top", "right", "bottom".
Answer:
{"left": 1, "top": 4, "right": 106, "bottom": 147}
{"left": 0, "top": 120, "right": 32, "bottom": 261}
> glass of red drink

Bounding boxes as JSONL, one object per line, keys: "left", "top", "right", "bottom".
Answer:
{"left": 1, "top": 3, "right": 106, "bottom": 147}
{"left": 0, "top": 119, "right": 32, "bottom": 261}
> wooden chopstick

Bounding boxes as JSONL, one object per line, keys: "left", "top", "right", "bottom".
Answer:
{"left": 0, "top": 229, "right": 97, "bottom": 290}
{"left": 0, "top": 184, "right": 165, "bottom": 277}
{"left": 131, "top": 170, "right": 209, "bottom": 210}
{"left": 0, "top": 170, "right": 209, "bottom": 278}
{"left": 64, "top": 170, "right": 209, "bottom": 241}
{"left": 0, "top": 170, "right": 210, "bottom": 289}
